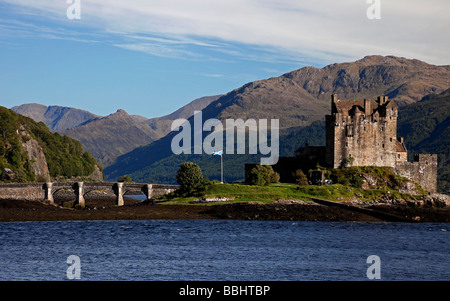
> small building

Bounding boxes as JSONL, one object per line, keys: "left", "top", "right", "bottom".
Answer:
{"left": 396, "top": 137, "right": 408, "bottom": 163}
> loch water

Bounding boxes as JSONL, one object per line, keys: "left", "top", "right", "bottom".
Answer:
{"left": 0, "top": 220, "right": 448, "bottom": 281}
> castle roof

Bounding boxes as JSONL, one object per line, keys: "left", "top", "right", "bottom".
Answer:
{"left": 396, "top": 140, "right": 407, "bottom": 152}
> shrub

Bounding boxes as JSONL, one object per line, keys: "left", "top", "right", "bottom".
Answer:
{"left": 176, "top": 162, "right": 209, "bottom": 196}
{"left": 293, "top": 169, "right": 309, "bottom": 186}
{"left": 247, "top": 166, "right": 266, "bottom": 186}
{"left": 246, "top": 164, "right": 280, "bottom": 186}
{"left": 118, "top": 175, "right": 132, "bottom": 182}
{"left": 270, "top": 171, "right": 280, "bottom": 184}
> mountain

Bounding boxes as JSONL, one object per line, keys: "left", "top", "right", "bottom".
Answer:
{"left": 11, "top": 103, "right": 99, "bottom": 132}
{"left": 145, "top": 95, "right": 222, "bottom": 138}
{"left": 397, "top": 89, "right": 450, "bottom": 191}
{"left": 194, "top": 55, "right": 450, "bottom": 130}
{"left": 60, "top": 109, "right": 160, "bottom": 168}
{"left": 104, "top": 55, "right": 450, "bottom": 186}
{"left": 59, "top": 95, "right": 221, "bottom": 167}
{"left": 0, "top": 106, "right": 102, "bottom": 183}
{"left": 287, "top": 55, "right": 450, "bottom": 107}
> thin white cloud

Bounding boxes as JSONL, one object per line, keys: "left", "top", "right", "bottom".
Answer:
{"left": 198, "top": 73, "right": 225, "bottom": 78}
{"left": 1, "top": 0, "right": 449, "bottom": 65}
{"left": 114, "top": 43, "right": 202, "bottom": 60}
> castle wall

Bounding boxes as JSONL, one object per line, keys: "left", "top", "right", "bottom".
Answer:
{"left": 394, "top": 154, "right": 438, "bottom": 192}
{"left": 326, "top": 96, "right": 398, "bottom": 168}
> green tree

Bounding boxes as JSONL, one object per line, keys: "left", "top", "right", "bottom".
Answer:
{"left": 176, "top": 162, "right": 209, "bottom": 196}
{"left": 293, "top": 169, "right": 309, "bottom": 186}
{"left": 246, "top": 164, "right": 280, "bottom": 186}
{"left": 118, "top": 175, "right": 132, "bottom": 182}
{"left": 247, "top": 166, "right": 266, "bottom": 186}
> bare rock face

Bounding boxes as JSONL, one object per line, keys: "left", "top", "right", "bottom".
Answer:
{"left": 1, "top": 168, "right": 16, "bottom": 181}
{"left": 89, "top": 165, "right": 104, "bottom": 181}
{"left": 20, "top": 130, "right": 50, "bottom": 182}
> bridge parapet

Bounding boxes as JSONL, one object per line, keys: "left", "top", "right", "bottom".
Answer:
{"left": 1, "top": 182, "right": 179, "bottom": 207}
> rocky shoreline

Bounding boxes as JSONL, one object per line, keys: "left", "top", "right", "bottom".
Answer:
{"left": 0, "top": 195, "right": 449, "bottom": 223}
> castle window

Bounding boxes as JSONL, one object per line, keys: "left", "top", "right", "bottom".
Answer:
{"left": 398, "top": 154, "right": 400, "bottom": 159}
{"left": 382, "top": 144, "right": 385, "bottom": 148}
{"left": 390, "top": 138, "right": 393, "bottom": 142}
{"left": 346, "top": 125, "right": 353, "bottom": 137}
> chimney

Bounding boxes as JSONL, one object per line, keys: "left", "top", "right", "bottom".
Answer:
{"left": 364, "top": 99, "right": 371, "bottom": 116}
{"left": 331, "top": 94, "right": 338, "bottom": 112}
{"left": 331, "top": 94, "right": 338, "bottom": 103}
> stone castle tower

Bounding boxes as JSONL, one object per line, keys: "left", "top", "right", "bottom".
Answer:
{"left": 325, "top": 94, "right": 399, "bottom": 168}
{"left": 324, "top": 94, "right": 437, "bottom": 192}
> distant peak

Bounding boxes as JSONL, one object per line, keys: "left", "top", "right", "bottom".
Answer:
{"left": 111, "top": 109, "right": 130, "bottom": 117}
{"left": 105, "top": 109, "right": 131, "bottom": 121}
{"left": 356, "top": 55, "right": 429, "bottom": 66}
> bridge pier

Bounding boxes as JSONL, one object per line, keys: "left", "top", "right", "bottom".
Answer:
{"left": 74, "top": 182, "right": 85, "bottom": 208}
{"left": 44, "top": 182, "right": 54, "bottom": 204}
{"left": 31, "top": 181, "right": 177, "bottom": 207}
{"left": 115, "top": 183, "right": 124, "bottom": 206}
{"left": 144, "top": 184, "right": 153, "bottom": 204}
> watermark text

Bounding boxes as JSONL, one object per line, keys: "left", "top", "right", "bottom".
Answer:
{"left": 66, "top": 255, "right": 81, "bottom": 280}
{"left": 66, "top": 0, "right": 81, "bottom": 20}
{"left": 171, "top": 111, "right": 279, "bottom": 165}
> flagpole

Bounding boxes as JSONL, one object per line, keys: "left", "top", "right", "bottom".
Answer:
{"left": 221, "top": 154, "right": 223, "bottom": 183}
{"left": 213, "top": 151, "right": 224, "bottom": 183}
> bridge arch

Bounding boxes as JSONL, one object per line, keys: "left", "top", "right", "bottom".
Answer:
{"left": 41, "top": 182, "right": 177, "bottom": 207}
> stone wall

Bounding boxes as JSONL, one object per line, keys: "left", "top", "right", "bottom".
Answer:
{"left": 394, "top": 154, "right": 438, "bottom": 193}
{"left": 0, "top": 183, "right": 45, "bottom": 201}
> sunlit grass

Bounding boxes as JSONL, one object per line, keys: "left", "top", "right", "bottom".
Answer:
{"left": 159, "top": 182, "right": 417, "bottom": 205}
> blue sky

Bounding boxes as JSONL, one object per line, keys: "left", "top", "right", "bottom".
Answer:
{"left": 0, "top": 0, "right": 449, "bottom": 118}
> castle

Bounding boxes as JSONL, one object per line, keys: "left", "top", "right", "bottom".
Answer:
{"left": 265, "top": 94, "right": 437, "bottom": 192}
{"left": 324, "top": 94, "right": 437, "bottom": 192}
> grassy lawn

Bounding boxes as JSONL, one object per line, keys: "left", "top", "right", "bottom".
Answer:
{"left": 160, "top": 182, "right": 418, "bottom": 205}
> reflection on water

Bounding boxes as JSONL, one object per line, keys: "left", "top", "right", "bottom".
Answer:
{"left": 126, "top": 195, "right": 147, "bottom": 201}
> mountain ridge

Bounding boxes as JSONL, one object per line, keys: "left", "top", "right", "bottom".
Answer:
{"left": 12, "top": 96, "right": 221, "bottom": 167}
{"left": 104, "top": 55, "right": 450, "bottom": 189}
{"left": 12, "top": 103, "right": 99, "bottom": 132}
{"left": 9, "top": 55, "right": 450, "bottom": 190}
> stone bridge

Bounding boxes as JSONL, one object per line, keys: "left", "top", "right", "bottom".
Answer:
{"left": 0, "top": 182, "right": 179, "bottom": 207}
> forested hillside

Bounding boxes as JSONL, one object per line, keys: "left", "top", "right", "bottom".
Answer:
{"left": 0, "top": 106, "right": 102, "bottom": 182}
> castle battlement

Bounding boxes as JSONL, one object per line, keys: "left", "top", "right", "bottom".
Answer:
{"left": 326, "top": 94, "right": 399, "bottom": 169}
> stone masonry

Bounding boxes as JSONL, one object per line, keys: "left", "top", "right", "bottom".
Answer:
{"left": 325, "top": 94, "right": 437, "bottom": 192}
{"left": 325, "top": 94, "right": 398, "bottom": 168}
